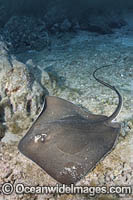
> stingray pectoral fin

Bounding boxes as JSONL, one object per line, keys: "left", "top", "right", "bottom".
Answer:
{"left": 36, "top": 96, "right": 90, "bottom": 123}
{"left": 18, "top": 117, "right": 120, "bottom": 185}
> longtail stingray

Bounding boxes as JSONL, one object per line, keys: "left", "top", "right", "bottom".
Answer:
{"left": 18, "top": 65, "right": 122, "bottom": 185}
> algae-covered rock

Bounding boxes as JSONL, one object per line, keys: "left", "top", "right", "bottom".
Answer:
{"left": 0, "top": 42, "right": 46, "bottom": 137}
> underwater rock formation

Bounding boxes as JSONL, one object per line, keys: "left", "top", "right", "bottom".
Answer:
{"left": 0, "top": 0, "right": 129, "bottom": 42}
{"left": 0, "top": 40, "right": 45, "bottom": 138}
{"left": 2, "top": 16, "right": 49, "bottom": 53}
{"left": 0, "top": 123, "right": 5, "bottom": 140}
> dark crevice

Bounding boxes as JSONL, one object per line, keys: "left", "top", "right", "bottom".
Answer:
{"left": 26, "top": 99, "right": 32, "bottom": 114}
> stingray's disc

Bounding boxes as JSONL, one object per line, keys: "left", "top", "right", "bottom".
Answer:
{"left": 18, "top": 96, "right": 120, "bottom": 185}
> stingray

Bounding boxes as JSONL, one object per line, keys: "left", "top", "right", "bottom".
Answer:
{"left": 18, "top": 65, "right": 122, "bottom": 185}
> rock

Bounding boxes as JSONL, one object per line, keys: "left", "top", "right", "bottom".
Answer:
{"left": 87, "top": 15, "right": 113, "bottom": 34}
{"left": 26, "top": 61, "right": 53, "bottom": 94}
{"left": 0, "top": 123, "right": 6, "bottom": 140}
{"left": 108, "top": 11, "right": 127, "bottom": 28}
{"left": 50, "top": 23, "right": 60, "bottom": 33}
{"left": 0, "top": 4, "right": 8, "bottom": 27}
{"left": 2, "top": 16, "right": 49, "bottom": 53}
{"left": 79, "top": 9, "right": 127, "bottom": 34}
{"left": 0, "top": 42, "right": 46, "bottom": 138}
{"left": 72, "top": 21, "right": 80, "bottom": 32}
{"left": 43, "top": 5, "right": 66, "bottom": 29}
{"left": 60, "top": 19, "right": 72, "bottom": 32}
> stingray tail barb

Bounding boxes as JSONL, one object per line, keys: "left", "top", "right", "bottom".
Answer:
{"left": 93, "top": 65, "right": 122, "bottom": 122}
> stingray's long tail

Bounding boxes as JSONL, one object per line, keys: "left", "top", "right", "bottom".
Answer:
{"left": 93, "top": 65, "right": 122, "bottom": 122}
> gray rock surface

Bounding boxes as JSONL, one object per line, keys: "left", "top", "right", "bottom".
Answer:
{"left": 2, "top": 16, "right": 49, "bottom": 53}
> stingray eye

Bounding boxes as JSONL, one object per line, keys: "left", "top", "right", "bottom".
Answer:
{"left": 40, "top": 133, "right": 47, "bottom": 142}
{"left": 34, "top": 133, "right": 47, "bottom": 143}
